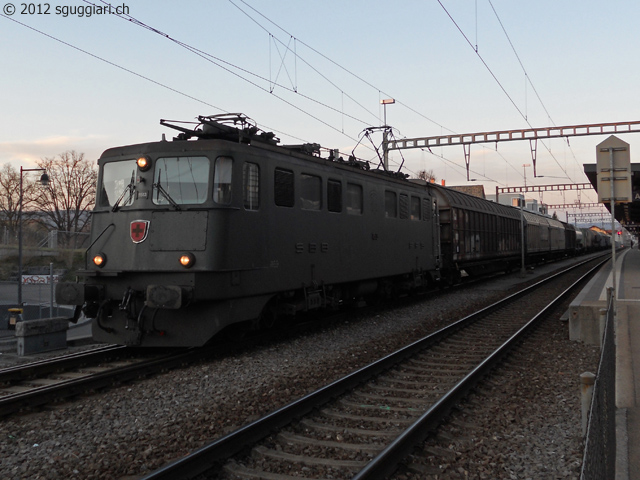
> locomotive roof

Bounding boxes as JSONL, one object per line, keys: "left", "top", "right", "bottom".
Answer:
{"left": 99, "top": 114, "right": 574, "bottom": 223}
{"left": 100, "top": 113, "right": 418, "bottom": 185}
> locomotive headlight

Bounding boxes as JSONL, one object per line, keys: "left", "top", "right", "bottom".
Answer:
{"left": 179, "top": 252, "right": 195, "bottom": 268}
{"left": 93, "top": 253, "right": 107, "bottom": 268}
{"left": 137, "top": 155, "right": 152, "bottom": 171}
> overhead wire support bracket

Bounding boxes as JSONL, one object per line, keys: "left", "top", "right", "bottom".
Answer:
{"left": 529, "top": 138, "right": 538, "bottom": 177}
{"left": 463, "top": 144, "right": 471, "bottom": 181}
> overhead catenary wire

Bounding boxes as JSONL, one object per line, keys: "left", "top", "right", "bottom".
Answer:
{"left": 0, "top": 13, "right": 315, "bottom": 146}
{"left": 110, "top": 1, "right": 511, "bottom": 183}
{"left": 227, "top": 0, "right": 531, "bottom": 185}
{"left": 81, "top": 0, "right": 460, "bottom": 166}
{"left": 0, "top": 15, "right": 225, "bottom": 111}
{"left": 438, "top": 0, "right": 598, "bottom": 202}
{"left": 234, "top": 0, "right": 594, "bottom": 191}
{"left": 486, "top": 0, "right": 596, "bottom": 203}
{"left": 76, "top": 0, "right": 516, "bottom": 185}
{"left": 3, "top": 11, "right": 388, "bottom": 170}
{"left": 487, "top": 0, "right": 555, "bottom": 125}
{"left": 232, "top": 0, "right": 380, "bottom": 124}
{"left": 424, "top": 148, "right": 506, "bottom": 185}
{"left": 436, "top": 0, "right": 528, "bottom": 122}
{"left": 4, "top": 1, "right": 587, "bottom": 197}
{"left": 230, "top": 0, "right": 451, "bottom": 132}
{"left": 93, "top": 11, "right": 368, "bottom": 143}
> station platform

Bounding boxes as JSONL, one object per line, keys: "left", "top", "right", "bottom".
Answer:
{"left": 573, "top": 247, "right": 640, "bottom": 480}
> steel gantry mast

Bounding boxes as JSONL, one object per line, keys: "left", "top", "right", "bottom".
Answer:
{"left": 495, "top": 182, "right": 594, "bottom": 203}
{"left": 384, "top": 120, "right": 640, "bottom": 180}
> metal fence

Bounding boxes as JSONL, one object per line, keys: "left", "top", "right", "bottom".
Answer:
{"left": 2, "top": 228, "right": 90, "bottom": 249}
{"left": 0, "top": 281, "right": 75, "bottom": 328}
{"left": 580, "top": 291, "right": 616, "bottom": 480}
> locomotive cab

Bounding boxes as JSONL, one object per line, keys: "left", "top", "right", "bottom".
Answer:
{"left": 56, "top": 118, "right": 270, "bottom": 345}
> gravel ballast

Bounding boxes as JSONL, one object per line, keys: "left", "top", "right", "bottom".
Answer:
{"left": 0, "top": 262, "right": 601, "bottom": 480}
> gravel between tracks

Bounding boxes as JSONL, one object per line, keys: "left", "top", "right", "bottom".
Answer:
{"left": 392, "top": 300, "right": 600, "bottom": 480}
{"left": 0, "top": 269, "right": 600, "bottom": 480}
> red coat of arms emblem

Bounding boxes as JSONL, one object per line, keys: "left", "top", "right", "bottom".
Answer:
{"left": 130, "top": 220, "right": 150, "bottom": 244}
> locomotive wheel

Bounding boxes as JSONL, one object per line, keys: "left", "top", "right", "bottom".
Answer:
{"left": 257, "top": 303, "right": 277, "bottom": 330}
{"left": 220, "top": 321, "right": 249, "bottom": 341}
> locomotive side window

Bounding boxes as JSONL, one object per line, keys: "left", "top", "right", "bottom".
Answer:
{"left": 410, "top": 196, "right": 421, "bottom": 220}
{"left": 384, "top": 191, "right": 397, "bottom": 218}
{"left": 345, "top": 183, "right": 363, "bottom": 215}
{"left": 399, "top": 194, "right": 409, "bottom": 219}
{"left": 327, "top": 179, "right": 342, "bottom": 213}
{"left": 274, "top": 168, "right": 294, "bottom": 207}
{"left": 300, "top": 174, "right": 322, "bottom": 210}
{"left": 243, "top": 162, "right": 260, "bottom": 210}
{"left": 154, "top": 156, "right": 210, "bottom": 205}
{"left": 100, "top": 159, "right": 137, "bottom": 207}
{"left": 213, "top": 156, "right": 233, "bottom": 205}
{"left": 422, "top": 198, "right": 430, "bottom": 221}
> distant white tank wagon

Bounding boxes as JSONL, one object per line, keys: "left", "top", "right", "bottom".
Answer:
{"left": 55, "top": 114, "right": 610, "bottom": 347}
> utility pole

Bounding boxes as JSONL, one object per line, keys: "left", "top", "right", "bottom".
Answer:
{"left": 380, "top": 98, "right": 394, "bottom": 170}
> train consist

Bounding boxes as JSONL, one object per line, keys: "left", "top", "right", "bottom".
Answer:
{"left": 56, "top": 114, "right": 610, "bottom": 347}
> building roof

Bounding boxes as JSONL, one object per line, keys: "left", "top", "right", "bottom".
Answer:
{"left": 584, "top": 163, "right": 640, "bottom": 234}
{"left": 447, "top": 184, "right": 486, "bottom": 199}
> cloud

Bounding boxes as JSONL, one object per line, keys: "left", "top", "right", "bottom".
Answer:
{"left": 0, "top": 135, "right": 106, "bottom": 168}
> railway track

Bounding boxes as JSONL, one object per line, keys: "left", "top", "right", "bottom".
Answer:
{"left": 138, "top": 255, "right": 607, "bottom": 480}
{"left": 0, "top": 344, "right": 212, "bottom": 417}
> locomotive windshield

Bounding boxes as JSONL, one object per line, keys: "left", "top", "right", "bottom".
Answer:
{"left": 100, "top": 160, "right": 137, "bottom": 208}
{"left": 153, "top": 156, "right": 210, "bottom": 205}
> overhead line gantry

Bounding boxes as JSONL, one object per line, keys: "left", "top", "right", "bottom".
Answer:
{"left": 384, "top": 120, "right": 640, "bottom": 180}
{"left": 545, "top": 203, "right": 602, "bottom": 209}
{"left": 495, "top": 182, "right": 594, "bottom": 203}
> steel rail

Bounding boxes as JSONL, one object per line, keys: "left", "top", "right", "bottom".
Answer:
{"left": 0, "top": 344, "right": 125, "bottom": 384}
{"left": 353, "top": 256, "right": 609, "bottom": 479}
{"left": 140, "top": 254, "right": 608, "bottom": 480}
{"left": 0, "top": 346, "right": 213, "bottom": 417}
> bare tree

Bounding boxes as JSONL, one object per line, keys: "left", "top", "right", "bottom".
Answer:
{"left": 416, "top": 169, "right": 437, "bottom": 183}
{"left": 35, "top": 151, "right": 97, "bottom": 248}
{"left": 0, "top": 163, "right": 41, "bottom": 244}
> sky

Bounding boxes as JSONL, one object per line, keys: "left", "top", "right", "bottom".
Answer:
{"left": 2, "top": 0, "right": 640, "bottom": 224}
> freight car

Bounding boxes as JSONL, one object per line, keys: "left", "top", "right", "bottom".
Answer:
{"left": 575, "top": 228, "right": 585, "bottom": 254}
{"left": 523, "top": 211, "right": 569, "bottom": 262}
{"left": 426, "top": 184, "right": 578, "bottom": 283}
{"left": 56, "top": 114, "right": 597, "bottom": 347}
{"left": 426, "top": 184, "right": 522, "bottom": 283}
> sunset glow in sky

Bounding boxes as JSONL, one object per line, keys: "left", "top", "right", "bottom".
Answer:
{"left": 2, "top": 0, "right": 640, "bottom": 220}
